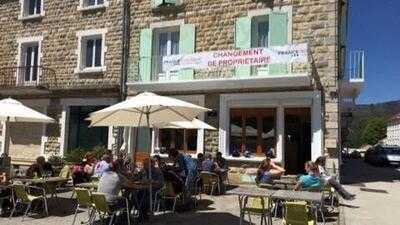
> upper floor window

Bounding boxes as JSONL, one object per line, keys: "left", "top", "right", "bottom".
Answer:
{"left": 252, "top": 17, "right": 269, "bottom": 48}
{"left": 154, "top": 29, "right": 180, "bottom": 80}
{"left": 17, "top": 37, "right": 43, "bottom": 86}
{"left": 78, "top": 0, "right": 109, "bottom": 11}
{"left": 138, "top": 23, "right": 195, "bottom": 82}
{"left": 76, "top": 29, "right": 107, "bottom": 74}
{"left": 20, "top": 0, "right": 44, "bottom": 20}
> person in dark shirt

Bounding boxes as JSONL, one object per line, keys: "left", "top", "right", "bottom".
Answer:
{"left": 26, "top": 156, "right": 54, "bottom": 178}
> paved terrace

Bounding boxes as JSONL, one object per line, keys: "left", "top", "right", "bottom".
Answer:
{"left": 0, "top": 188, "right": 338, "bottom": 225}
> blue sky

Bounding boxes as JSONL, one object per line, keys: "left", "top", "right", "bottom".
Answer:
{"left": 348, "top": 0, "right": 400, "bottom": 104}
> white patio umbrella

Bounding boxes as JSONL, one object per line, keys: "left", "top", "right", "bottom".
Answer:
{"left": 153, "top": 118, "right": 216, "bottom": 130}
{"left": 0, "top": 98, "right": 55, "bottom": 155}
{"left": 87, "top": 92, "right": 210, "bottom": 213}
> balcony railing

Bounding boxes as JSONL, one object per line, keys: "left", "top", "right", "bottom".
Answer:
{"left": 0, "top": 66, "right": 57, "bottom": 89}
{"left": 341, "top": 50, "right": 365, "bottom": 103}
{"left": 128, "top": 56, "right": 310, "bottom": 83}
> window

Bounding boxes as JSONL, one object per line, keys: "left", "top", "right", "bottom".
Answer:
{"left": 76, "top": 29, "right": 107, "bottom": 73}
{"left": 154, "top": 29, "right": 180, "bottom": 80}
{"left": 78, "top": 0, "right": 108, "bottom": 11}
{"left": 230, "top": 108, "right": 276, "bottom": 156}
{"left": 84, "top": 37, "right": 102, "bottom": 68}
{"left": 17, "top": 37, "right": 42, "bottom": 86}
{"left": 252, "top": 17, "right": 269, "bottom": 48}
{"left": 159, "top": 129, "right": 197, "bottom": 154}
{"left": 20, "top": 0, "right": 44, "bottom": 19}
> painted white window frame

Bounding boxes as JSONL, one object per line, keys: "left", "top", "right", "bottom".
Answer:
{"left": 16, "top": 36, "right": 43, "bottom": 86}
{"left": 153, "top": 26, "right": 180, "bottom": 81}
{"left": 19, "top": 0, "right": 45, "bottom": 21}
{"left": 78, "top": 0, "right": 109, "bottom": 12}
{"left": 219, "top": 91, "right": 323, "bottom": 164}
{"left": 75, "top": 29, "right": 107, "bottom": 74}
{"left": 151, "top": 95, "right": 205, "bottom": 157}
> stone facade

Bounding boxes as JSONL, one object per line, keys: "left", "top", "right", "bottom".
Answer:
{"left": 0, "top": 0, "right": 124, "bottom": 163}
{"left": 127, "top": 0, "right": 344, "bottom": 160}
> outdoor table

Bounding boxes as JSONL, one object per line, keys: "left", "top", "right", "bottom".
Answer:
{"left": 12, "top": 176, "right": 70, "bottom": 197}
{"left": 227, "top": 186, "right": 276, "bottom": 224}
{"left": 272, "top": 190, "right": 325, "bottom": 224}
{"left": 75, "top": 181, "right": 99, "bottom": 190}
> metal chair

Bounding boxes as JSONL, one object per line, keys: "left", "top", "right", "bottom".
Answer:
{"left": 159, "top": 181, "right": 183, "bottom": 213}
{"left": 91, "top": 192, "right": 130, "bottom": 225}
{"left": 282, "top": 201, "right": 316, "bottom": 225}
{"left": 200, "top": 171, "right": 221, "bottom": 195}
{"left": 9, "top": 184, "right": 48, "bottom": 221}
{"left": 240, "top": 196, "right": 272, "bottom": 225}
{"left": 71, "top": 188, "right": 94, "bottom": 225}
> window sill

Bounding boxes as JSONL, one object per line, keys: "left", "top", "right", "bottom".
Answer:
{"left": 77, "top": 3, "right": 108, "bottom": 12}
{"left": 18, "top": 13, "right": 45, "bottom": 21}
{"left": 74, "top": 66, "right": 106, "bottom": 74}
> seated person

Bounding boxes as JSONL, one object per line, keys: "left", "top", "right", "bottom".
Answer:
{"left": 294, "top": 161, "right": 321, "bottom": 191}
{"left": 153, "top": 155, "right": 166, "bottom": 171}
{"left": 202, "top": 153, "right": 218, "bottom": 172}
{"left": 26, "top": 156, "right": 54, "bottom": 178}
{"left": 196, "top": 153, "right": 204, "bottom": 172}
{"left": 93, "top": 154, "right": 112, "bottom": 178}
{"left": 215, "top": 152, "right": 227, "bottom": 170}
{"left": 0, "top": 168, "right": 11, "bottom": 214}
{"left": 315, "top": 156, "right": 355, "bottom": 200}
{"left": 168, "top": 149, "right": 188, "bottom": 179}
{"left": 97, "top": 161, "right": 136, "bottom": 211}
{"left": 256, "top": 157, "right": 285, "bottom": 184}
{"left": 143, "top": 158, "right": 164, "bottom": 190}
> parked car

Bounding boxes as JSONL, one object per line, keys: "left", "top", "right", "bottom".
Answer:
{"left": 365, "top": 145, "right": 400, "bottom": 167}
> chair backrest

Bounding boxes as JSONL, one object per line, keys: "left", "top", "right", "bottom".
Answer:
{"left": 284, "top": 201, "right": 313, "bottom": 225}
{"left": 200, "top": 171, "right": 219, "bottom": 184}
{"left": 13, "top": 184, "right": 30, "bottom": 203}
{"left": 164, "top": 181, "right": 177, "bottom": 197}
{"left": 246, "top": 196, "right": 269, "bottom": 210}
{"left": 91, "top": 192, "right": 110, "bottom": 214}
{"left": 59, "top": 165, "right": 71, "bottom": 179}
{"left": 75, "top": 188, "right": 92, "bottom": 207}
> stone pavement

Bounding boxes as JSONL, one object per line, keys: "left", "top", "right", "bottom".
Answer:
{"left": 341, "top": 159, "right": 400, "bottom": 225}
{"left": 0, "top": 188, "right": 338, "bottom": 225}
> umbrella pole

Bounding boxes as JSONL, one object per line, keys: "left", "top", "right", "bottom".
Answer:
{"left": 2, "top": 117, "right": 10, "bottom": 155}
{"left": 146, "top": 112, "right": 153, "bottom": 215}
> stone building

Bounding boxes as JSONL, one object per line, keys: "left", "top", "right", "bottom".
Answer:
{"left": 125, "top": 0, "right": 354, "bottom": 174}
{"left": 384, "top": 114, "right": 400, "bottom": 147}
{"left": 0, "top": 0, "right": 124, "bottom": 165}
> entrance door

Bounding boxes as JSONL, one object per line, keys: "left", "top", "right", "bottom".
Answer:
{"left": 284, "top": 108, "right": 311, "bottom": 174}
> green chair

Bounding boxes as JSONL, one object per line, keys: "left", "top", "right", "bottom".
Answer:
{"left": 71, "top": 188, "right": 94, "bottom": 225}
{"left": 91, "top": 192, "right": 130, "bottom": 225}
{"left": 240, "top": 196, "right": 272, "bottom": 225}
{"left": 9, "top": 184, "right": 48, "bottom": 221}
{"left": 282, "top": 201, "right": 316, "bottom": 225}
{"left": 200, "top": 171, "right": 221, "bottom": 195}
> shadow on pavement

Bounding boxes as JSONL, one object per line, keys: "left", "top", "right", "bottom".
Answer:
{"left": 341, "top": 159, "right": 400, "bottom": 184}
{"left": 145, "top": 212, "right": 251, "bottom": 225}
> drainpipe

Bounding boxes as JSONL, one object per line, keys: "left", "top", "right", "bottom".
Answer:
{"left": 120, "top": 0, "right": 130, "bottom": 101}
{"left": 117, "top": 0, "right": 131, "bottom": 149}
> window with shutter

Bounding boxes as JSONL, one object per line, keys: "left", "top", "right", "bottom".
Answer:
{"left": 235, "top": 17, "right": 252, "bottom": 78}
{"left": 178, "top": 24, "right": 195, "bottom": 80}
{"left": 139, "top": 29, "right": 153, "bottom": 82}
{"left": 268, "top": 12, "right": 288, "bottom": 75}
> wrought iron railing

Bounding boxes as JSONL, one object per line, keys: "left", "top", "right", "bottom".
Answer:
{"left": 347, "top": 50, "right": 365, "bottom": 81}
{"left": 0, "top": 66, "right": 57, "bottom": 89}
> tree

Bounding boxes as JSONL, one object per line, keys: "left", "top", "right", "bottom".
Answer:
{"left": 360, "top": 117, "right": 387, "bottom": 146}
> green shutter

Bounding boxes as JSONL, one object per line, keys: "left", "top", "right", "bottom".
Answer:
{"left": 139, "top": 28, "right": 153, "bottom": 82}
{"left": 152, "top": 0, "right": 164, "bottom": 8}
{"left": 178, "top": 24, "right": 195, "bottom": 80}
{"left": 137, "top": 128, "right": 151, "bottom": 152}
{"left": 235, "top": 17, "right": 252, "bottom": 78}
{"left": 269, "top": 12, "right": 288, "bottom": 75}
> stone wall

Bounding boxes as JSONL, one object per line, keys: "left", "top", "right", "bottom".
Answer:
{"left": 128, "top": 0, "right": 341, "bottom": 156}
{"left": 0, "top": 0, "right": 123, "bottom": 91}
